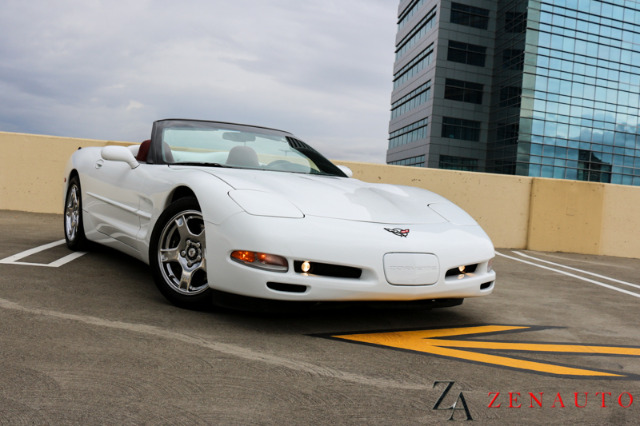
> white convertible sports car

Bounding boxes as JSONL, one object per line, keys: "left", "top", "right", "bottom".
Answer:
{"left": 63, "top": 119, "right": 495, "bottom": 309}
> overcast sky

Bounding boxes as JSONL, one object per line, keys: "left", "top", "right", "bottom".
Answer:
{"left": 0, "top": 0, "right": 398, "bottom": 163}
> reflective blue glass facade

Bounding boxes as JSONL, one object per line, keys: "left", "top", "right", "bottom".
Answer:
{"left": 520, "top": 0, "right": 640, "bottom": 185}
{"left": 387, "top": 0, "right": 640, "bottom": 186}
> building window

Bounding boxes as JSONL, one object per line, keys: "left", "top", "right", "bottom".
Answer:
{"left": 389, "top": 119, "right": 428, "bottom": 149}
{"left": 499, "top": 86, "right": 522, "bottom": 108}
{"left": 502, "top": 49, "right": 524, "bottom": 70}
{"left": 444, "top": 79, "right": 483, "bottom": 104}
{"left": 390, "top": 82, "right": 431, "bottom": 119}
{"left": 439, "top": 155, "right": 478, "bottom": 171}
{"left": 396, "top": 7, "right": 437, "bottom": 60}
{"left": 389, "top": 155, "right": 425, "bottom": 167}
{"left": 450, "top": 3, "right": 489, "bottom": 30}
{"left": 441, "top": 117, "right": 481, "bottom": 141}
{"left": 393, "top": 45, "right": 434, "bottom": 89}
{"left": 448, "top": 41, "right": 486, "bottom": 67}
{"left": 577, "top": 150, "right": 611, "bottom": 183}
{"left": 505, "top": 11, "right": 527, "bottom": 33}
{"left": 491, "top": 160, "right": 516, "bottom": 175}
{"left": 398, "top": 0, "right": 427, "bottom": 29}
{"left": 496, "top": 122, "right": 519, "bottom": 146}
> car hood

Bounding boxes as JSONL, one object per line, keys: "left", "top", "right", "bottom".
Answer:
{"left": 203, "top": 168, "right": 474, "bottom": 225}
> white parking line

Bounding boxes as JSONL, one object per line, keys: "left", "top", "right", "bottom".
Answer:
{"left": 496, "top": 251, "right": 640, "bottom": 299}
{"left": 0, "top": 239, "right": 86, "bottom": 267}
{"left": 512, "top": 250, "right": 640, "bottom": 291}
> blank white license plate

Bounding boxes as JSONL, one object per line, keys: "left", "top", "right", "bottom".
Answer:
{"left": 383, "top": 253, "right": 439, "bottom": 286}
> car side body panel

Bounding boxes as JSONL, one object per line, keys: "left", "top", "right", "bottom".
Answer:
{"left": 64, "top": 146, "right": 243, "bottom": 264}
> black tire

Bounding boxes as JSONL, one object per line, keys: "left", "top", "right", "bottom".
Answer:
{"left": 64, "top": 176, "right": 89, "bottom": 250}
{"left": 149, "top": 197, "right": 212, "bottom": 309}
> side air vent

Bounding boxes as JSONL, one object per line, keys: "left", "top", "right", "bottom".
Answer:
{"left": 266, "top": 282, "right": 308, "bottom": 293}
{"left": 286, "top": 137, "right": 311, "bottom": 150}
{"left": 480, "top": 281, "right": 494, "bottom": 290}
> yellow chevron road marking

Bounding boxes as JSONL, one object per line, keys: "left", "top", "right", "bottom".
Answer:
{"left": 332, "top": 325, "right": 640, "bottom": 378}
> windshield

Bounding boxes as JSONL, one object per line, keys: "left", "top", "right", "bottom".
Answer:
{"left": 157, "top": 122, "right": 345, "bottom": 177}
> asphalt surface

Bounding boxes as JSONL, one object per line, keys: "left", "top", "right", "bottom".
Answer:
{"left": 1, "top": 210, "right": 639, "bottom": 425}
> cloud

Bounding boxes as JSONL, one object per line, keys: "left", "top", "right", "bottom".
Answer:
{"left": 125, "top": 100, "right": 144, "bottom": 111}
{"left": 0, "top": 0, "right": 396, "bottom": 163}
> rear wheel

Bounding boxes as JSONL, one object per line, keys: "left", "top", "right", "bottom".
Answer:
{"left": 150, "top": 197, "right": 211, "bottom": 308}
{"left": 64, "top": 176, "right": 88, "bottom": 250}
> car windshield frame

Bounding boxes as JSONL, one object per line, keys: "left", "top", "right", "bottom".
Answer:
{"left": 148, "top": 119, "right": 346, "bottom": 177}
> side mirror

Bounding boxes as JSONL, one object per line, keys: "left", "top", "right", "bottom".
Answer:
{"left": 101, "top": 145, "right": 139, "bottom": 169}
{"left": 337, "top": 165, "right": 353, "bottom": 178}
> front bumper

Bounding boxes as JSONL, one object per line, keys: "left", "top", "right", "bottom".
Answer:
{"left": 203, "top": 212, "right": 496, "bottom": 302}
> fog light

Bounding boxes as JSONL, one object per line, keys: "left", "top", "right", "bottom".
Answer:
{"left": 301, "top": 261, "right": 311, "bottom": 273}
{"left": 231, "top": 250, "right": 288, "bottom": 272}
{"left": 446, "top": 263, "right": 478, "bottom": 278}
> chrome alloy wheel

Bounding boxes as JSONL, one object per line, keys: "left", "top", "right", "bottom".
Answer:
{"left": 65, "top": 184, "right": 81, "bottom": 242}
{"left": 157, "top": 210, "right": 208, "bottom": 295}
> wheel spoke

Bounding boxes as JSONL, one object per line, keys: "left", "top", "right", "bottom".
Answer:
{"left": 179, "top": 258, "right": 206, "bottom": 292}
{"left": 174, "top": 215, "right": 190, "bottom": 244}
{"left": 160, "top": 247, "right": 180, "bottom": 263}
{"left": 66, "top": 190, "right": 75, "bottom": 215}
{"left": 179, "top": 268, "right": 194, "bottom": 291}
{"left": 179, "top": 214, "right": 204, "bottom": 238}
{"left": 191, "top": 257, "right": 206, "bottom": 274}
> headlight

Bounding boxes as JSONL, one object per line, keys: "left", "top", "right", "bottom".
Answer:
{"left": 228, "top": 190, "right": 304, "bottom": 218}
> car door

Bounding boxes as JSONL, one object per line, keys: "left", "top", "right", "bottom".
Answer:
{"left": 85, "top": 155, "right": 148, "bottom": 250}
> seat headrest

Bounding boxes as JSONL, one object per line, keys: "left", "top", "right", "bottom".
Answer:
{"left": 226, "top": 146, "right": 259, "bottom": 167}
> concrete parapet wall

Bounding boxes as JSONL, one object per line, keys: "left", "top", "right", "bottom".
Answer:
{"left": 1, "top": 131, "right": 639, "bottom": 258}
{"left": 1, "top": 132, "right": 112, "bottom": 214}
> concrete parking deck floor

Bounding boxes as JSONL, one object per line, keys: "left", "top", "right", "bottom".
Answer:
{"left": 1, "top": 211, "right": 639, "bottom": 424}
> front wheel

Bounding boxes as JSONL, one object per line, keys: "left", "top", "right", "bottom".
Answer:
{"left": 149, "top": 197, "right": 212, "bottom": 308}
{"left": 64, "top": 176, "right": 88, "bottom": 250}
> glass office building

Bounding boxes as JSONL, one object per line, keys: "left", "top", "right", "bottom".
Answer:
{"left": 387, "top": 0, "right": 640, "bottom": 186}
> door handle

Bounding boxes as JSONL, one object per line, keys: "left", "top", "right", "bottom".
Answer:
{"left": 95, "top": 159, "right": 104, "bottom": 169}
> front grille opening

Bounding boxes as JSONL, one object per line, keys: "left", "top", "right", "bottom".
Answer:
{"left": 266, "top": 282, "right": 308, "bottom": 293}
{"left": 294, "top": 261, "right": 362, "bottom": 279}
{"left": 445, "top": 263, "right": 478, "bottom": 278}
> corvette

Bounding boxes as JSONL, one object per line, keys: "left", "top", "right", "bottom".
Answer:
{"left": 63, "top": 119, "right": 495, "bottom": 309}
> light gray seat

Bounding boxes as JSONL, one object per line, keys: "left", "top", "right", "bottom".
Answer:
{"left": 226, "top": 146, "right": 259, "bottom": 167}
